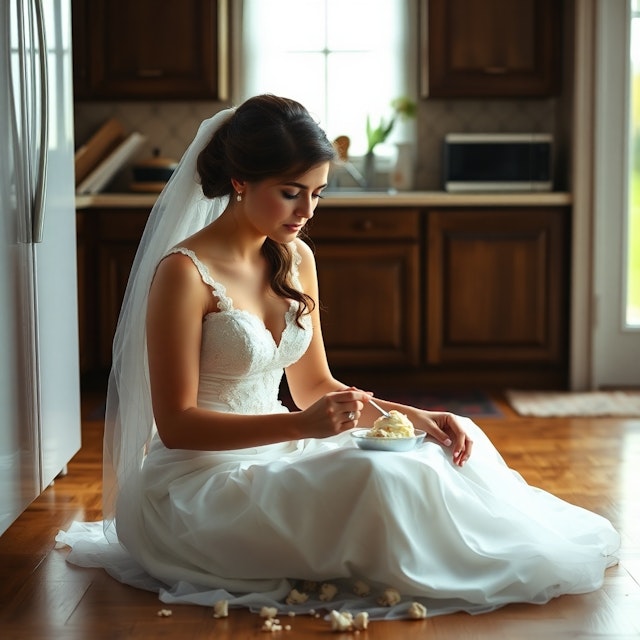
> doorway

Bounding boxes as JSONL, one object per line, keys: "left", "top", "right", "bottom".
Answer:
{"left": 591, "top": 0, "right": 640, "bottom": 387}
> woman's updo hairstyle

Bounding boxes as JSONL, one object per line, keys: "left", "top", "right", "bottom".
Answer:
{"left": 196, "top": 95, "right": 336, "bottom": 325}
{"left": 197, "top": 94, "right": 336, "bottom": 199}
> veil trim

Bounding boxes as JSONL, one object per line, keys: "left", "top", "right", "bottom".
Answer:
{"left": 102, "top": 108, "right": 236, "bottom": 540}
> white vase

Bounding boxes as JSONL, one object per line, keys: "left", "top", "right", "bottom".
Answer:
{"left": 390, "top": 142, "right": 414, "bottom": 191}
{"left": 363, "top": 151, "right": 376, "bottom": 189}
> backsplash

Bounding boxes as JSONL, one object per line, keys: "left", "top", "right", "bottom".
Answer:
{"left": 416, "top": 98, "right": 558, "bottom": 190}
{"left": 74, "top": 98, "right": 558, "bottom": 191}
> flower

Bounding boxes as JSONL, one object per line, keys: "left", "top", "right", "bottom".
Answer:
{"left": 366, "top": 96, "right": 417, "bottom": 154}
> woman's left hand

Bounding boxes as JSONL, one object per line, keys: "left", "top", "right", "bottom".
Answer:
{"left": 412, "top": 410, "right": 473, "bottom": 467}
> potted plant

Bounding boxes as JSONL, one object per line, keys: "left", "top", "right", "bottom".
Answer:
{"left": 364, "top": 96, "right": 417, "bottom": 188}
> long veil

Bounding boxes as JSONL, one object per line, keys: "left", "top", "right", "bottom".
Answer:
{"left": 102, "top": 108, "right": 235, "bottom": 540}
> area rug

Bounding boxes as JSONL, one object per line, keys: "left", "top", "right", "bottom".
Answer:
{"left": 506, "top": 390, "right": 640, "bottom": 417}
{"left": 280, "top": 390, "right": 502, "bottom": 418}
{"left": 381, "top": 390, "right": 503, "bottom": 418}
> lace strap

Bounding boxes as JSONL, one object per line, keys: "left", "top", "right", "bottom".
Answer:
{"left": 166, "top": 247, "right": 232, "bottom": 311}
{"left": 290, "top": 241, "right": 303, "bottom": 289}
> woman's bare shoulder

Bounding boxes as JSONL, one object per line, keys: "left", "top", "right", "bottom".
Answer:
{"left": 292, "top": 237, "right": 316, "bottom": 264}
{"left": 153, "top": 249, "right": 206, "bottom": 290}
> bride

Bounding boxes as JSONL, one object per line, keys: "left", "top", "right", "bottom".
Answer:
{"left": 58, "top": 94, "right": 619, "bottom": 619}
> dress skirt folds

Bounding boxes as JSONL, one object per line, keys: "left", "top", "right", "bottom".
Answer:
{"left": 58, "top": 420, "right": 619, "bottom": 619}
{"left": 57, "top": 247, "right": 620, "bottom": 619}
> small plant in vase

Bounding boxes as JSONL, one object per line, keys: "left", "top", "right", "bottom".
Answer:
{"left": 364, "top": 96, "right": 416, "bottom": 188}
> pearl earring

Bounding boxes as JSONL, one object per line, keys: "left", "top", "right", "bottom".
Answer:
{"left": 236, "top": 192, "right": 242, "bottom": 202}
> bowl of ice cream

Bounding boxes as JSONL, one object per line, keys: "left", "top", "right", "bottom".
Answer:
{"left": 351, "top": 428, "right": 426, "bottom": 452}
{"left": 351, "top": 409, "right": 425, "bottom": 451}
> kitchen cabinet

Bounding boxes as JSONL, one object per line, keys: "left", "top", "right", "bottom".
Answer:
{"left": 421, "top": 0, "right": 562, "bottom": 98}
{"left": 425, "top": 207, "right": 568, "bottom": 366}
{"left": 72, "top": 0, "right": 229, "bottom": 100}
{"left": 76, "top": 199, "right": 570, "bottom": 389}
{"left": 77, "top": 208, "right": 148, "bottom": 375}
{"left": 78, "top": 206, "right": 422, "bottom": 374}
{"left": 308, "top": 209, "right": 421, "bottom": 368}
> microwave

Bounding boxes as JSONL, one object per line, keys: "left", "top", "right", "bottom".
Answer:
{"left": 443, "top": 133, "right": 553, "bottom": 193}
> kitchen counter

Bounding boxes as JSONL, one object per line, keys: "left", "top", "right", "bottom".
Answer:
{"left": 75, "top": 191, "right": 572, "bottom": 210}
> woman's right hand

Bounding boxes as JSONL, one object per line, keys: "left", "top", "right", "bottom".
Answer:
{"left": 298, "top": 388, "right": 368, "bottom": 438}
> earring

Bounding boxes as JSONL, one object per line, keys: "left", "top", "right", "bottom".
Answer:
{"left": 236, "top": 192, "right": 242, "bottom": 202}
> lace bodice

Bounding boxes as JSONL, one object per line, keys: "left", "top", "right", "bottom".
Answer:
{"left": 167, "top": 247, "right": 312, "bottom": 415}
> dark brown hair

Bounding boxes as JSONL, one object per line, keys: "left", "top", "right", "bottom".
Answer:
{"left": 196, "top": 95, "right": 336, "bottom": 325}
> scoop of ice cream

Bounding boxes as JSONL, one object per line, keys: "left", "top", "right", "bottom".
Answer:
{"left": 368, "top": 410, "right": 415, "bottom": 438}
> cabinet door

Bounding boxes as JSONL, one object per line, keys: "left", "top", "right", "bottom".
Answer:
{"left": 71, "top": 0, "right": 90, "bottom": 97}
{"left": 73, "top": 0, "right": 228, "bottom": 100}
{"left": 421, "top": 0, "right": 561, "bottom": 97}
{"left": 311, "top": 208, "right": 421, "bottom": 368}
{"left": 98, "top": 244, "right": 137, "bottom": 369}
{"left": 96, "top": 210, "right": 149, "bottom": 371}
{"left": 426, "top": 208, "right": 568, "bottom": 365}
{"left": 314, "top": 243, "right": 420, "bottom": 368}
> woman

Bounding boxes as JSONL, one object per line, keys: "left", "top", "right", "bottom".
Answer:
{"left": 59, "top": 95, "right": 619, "bottom": 619}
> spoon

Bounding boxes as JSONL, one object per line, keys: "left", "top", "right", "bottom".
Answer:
{"left": 369, "top": 398, "right": 391, "bottom": 418}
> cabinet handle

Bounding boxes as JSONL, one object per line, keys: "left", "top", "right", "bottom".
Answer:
{"left": 483, "top": 66, "right": 508, "bottom": 75}
{"left": 138, "top": 69, "right": 164, "bottom": 78}
{"left": 355, "top": 219, "right": 374, "bottom": 232}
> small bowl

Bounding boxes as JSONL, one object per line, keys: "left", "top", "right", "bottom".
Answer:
{"left": 351, "top": 429, "right": 426, "bottom": 452}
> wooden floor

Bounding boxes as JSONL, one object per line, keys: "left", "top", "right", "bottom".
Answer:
{"left": 1, "top": 391, "right": 639, "bottom": 639}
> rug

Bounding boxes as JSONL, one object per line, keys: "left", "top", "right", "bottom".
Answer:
{"left": 506, "top": 390, "right": 640, "bottom": 417}
{"left": 282, "top": 390, "right": 501, "bottom": 418}
{"left": 380, "top": 390, "right": 503, "bottom": 418}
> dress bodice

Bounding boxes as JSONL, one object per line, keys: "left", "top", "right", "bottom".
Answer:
{"left": 167, "top": 247, "right": 312, "bottom": 414}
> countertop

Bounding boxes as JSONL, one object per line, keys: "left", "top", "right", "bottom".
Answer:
{"left": 75, "top": 191, "right": 572, "bottom": 210}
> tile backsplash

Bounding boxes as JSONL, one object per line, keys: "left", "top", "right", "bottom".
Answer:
{"left": 74, "top": 97, "right": 558, "bottom": 192}
{"left": 416, "top": 98, "right": 558, "bottom": 190}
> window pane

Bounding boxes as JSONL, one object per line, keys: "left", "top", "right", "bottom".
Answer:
{"left": 326, "top": 0, "right": 398, "bottom": 51}
{"left": 245, "top": 0, "right": 326, "bottom": 51}
{"left": 246, "top": 52, "right": 327, "bottom": 121}
{"left": 241, "top": 0, "right": 409, "bottom": 159}
{"left": 327, "top": 52, "right": 399, "bottom": 154}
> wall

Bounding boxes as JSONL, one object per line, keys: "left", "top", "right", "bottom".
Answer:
{"left": 415, "top": 98, "right": 559, "bottom": 189}
{"left": 74, "top": 98, "right": 559, "bottom": 192}
{"left": 73, "top": 100, "right": 228, "bottom": 191}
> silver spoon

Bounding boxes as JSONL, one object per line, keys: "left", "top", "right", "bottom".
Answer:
{"left": 369, "top": 398, "right": 391, "bottom": 418}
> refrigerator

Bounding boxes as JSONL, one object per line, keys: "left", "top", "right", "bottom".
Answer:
{"left": 0, "top": 0, "right": 81, "bottom": 536}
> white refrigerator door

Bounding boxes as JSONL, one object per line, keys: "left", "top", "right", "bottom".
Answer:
{"left": 36, "top": 0, "right": 81, "bottom": 490}
{"left": 0, "top": 0, "right": 42, "bottom": 535}
{"left": 0, "top": 0, "right": 81, "bottom": 536}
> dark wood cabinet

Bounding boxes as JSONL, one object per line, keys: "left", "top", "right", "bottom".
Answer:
{"left": 77, "top": 208, "right": 149, "bottom": 375}
{"left": 425, "top": 208, "right": 569, "bottom": 366}
{"left": 308, "top": 209, "right": 421, "bottom": 368}
{"left": 72, "top": 0, "right": 229, "bottom": 100}
{"left": 421, "top": 0, "right": 562, "bottom": 98}
{"left": 76, "top": 203, "right": 570, "bottom": 388}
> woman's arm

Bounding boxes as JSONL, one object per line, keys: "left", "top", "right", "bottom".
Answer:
{"left": 288, "top": 239, "right": 473, "bottom": 466}
{"left": 145, "top": 252, "right": 368, "bottom": 450}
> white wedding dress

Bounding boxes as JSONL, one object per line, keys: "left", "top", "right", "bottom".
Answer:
{"left": 57, "top": 247, "right": 620, "bottom": 619}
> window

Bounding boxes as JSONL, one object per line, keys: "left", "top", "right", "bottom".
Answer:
{"left": 240, "top": 0, "right": 414, "bottom": 157}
